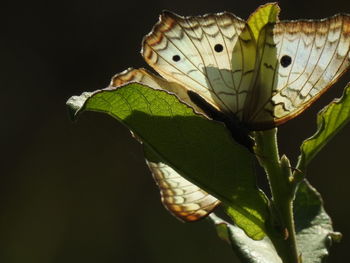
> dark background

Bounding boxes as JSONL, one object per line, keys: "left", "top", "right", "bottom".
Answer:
{"left": 2, "top": 0, "right": 350, "bottom": 262}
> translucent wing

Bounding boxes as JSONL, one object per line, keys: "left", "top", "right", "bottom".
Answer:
{"left": 111, "top": 69, "right": 220, "bottom": 221}
{"left": 249, "top": 14, "right": 350, "bottom": 129}
{"left": 147, "top": 161, "right": 220, "bottom": 222}
{"left": 142, "top": 11, "right": 257, "bottom": 120}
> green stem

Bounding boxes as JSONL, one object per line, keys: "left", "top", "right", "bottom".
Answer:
{"left": 254, "top": 129, "right": 299, "bottom": 263}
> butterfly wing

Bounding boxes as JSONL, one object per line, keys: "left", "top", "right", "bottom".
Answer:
{"left": 247, "top": 14, "right": 350, "bottom": 129}
{"left": 142, "top": 11, "right": 257, "bottom": 121}
{"left": 147, "top": 161, "right": 220, "bottom": 222}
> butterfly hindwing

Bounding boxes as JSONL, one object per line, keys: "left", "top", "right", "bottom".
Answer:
{"left": 110, "top": 67, "right": 203, "bottom": 112}
{"left": 147, "top": 161, "right": 220, "bottom": 222}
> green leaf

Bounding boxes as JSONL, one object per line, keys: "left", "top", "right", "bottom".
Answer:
{"left": 298, "top": 84, "right": 350, "bottom": 169}
{"left": 247, "top": 2, "right": 280, "bottom": 41}
{"left": 208, "top": 214, "right": 282, "bottom": 263}
{"left": 294, "top": 180, "right": 341, "bottom": 263}
{"left": 67, "top": 83, "right": 269, "bottom": 239}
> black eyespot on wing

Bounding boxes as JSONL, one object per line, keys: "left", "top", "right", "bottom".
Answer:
{"left": 214, "top": 44, "right": 223, "bottom": 53}
{"left": 172, "top": 55, "right": 180, "bottom": 62}
{"left": 280, "top": 55, "right": 292, "bottom": 68}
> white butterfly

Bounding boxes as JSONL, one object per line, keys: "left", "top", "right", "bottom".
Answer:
{"left": 111, "top": 9, "right": 350, "bottom": 221}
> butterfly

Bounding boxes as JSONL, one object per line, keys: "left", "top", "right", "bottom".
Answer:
{"left": 111, "top": 6, "right": 350, "bottom": 221}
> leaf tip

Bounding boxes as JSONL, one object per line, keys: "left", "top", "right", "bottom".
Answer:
{"left": 247, "top": 2, "right": 281, "bottom": 39}
{"left": 66, "top": 92, "right": 93, "bottom": 121}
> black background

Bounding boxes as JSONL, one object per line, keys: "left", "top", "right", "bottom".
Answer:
{"left": 2, "top": 0, "right": 350, "bottom": 262}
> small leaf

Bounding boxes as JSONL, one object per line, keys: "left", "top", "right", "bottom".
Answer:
{"left": 208, "top": 214, "right": 282, "bottom": 263}
{"left": 67, "top": 83, "right": 269, "bottom": 239}
{"left": 294, "top": 180, "right": 339, "bottom": 263}
{"left": 247, "top": 2, "right": 280, "bottom": 41}
{"left": 298, "top": 84, "right": 350, "bottom": 169}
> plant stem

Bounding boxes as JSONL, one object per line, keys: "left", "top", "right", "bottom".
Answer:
{"left": 254, "top": 129, "right": 300, "bottom": 263}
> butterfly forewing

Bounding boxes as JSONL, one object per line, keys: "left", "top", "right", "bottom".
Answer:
{"left": 147, "top": 161, "right": 220, "bottom": 222}
{"left": 264, "top": 15, "right": 350, "bottom": 126}
{"left": 142, "top": 11, "right": 257, "bottom": 119}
